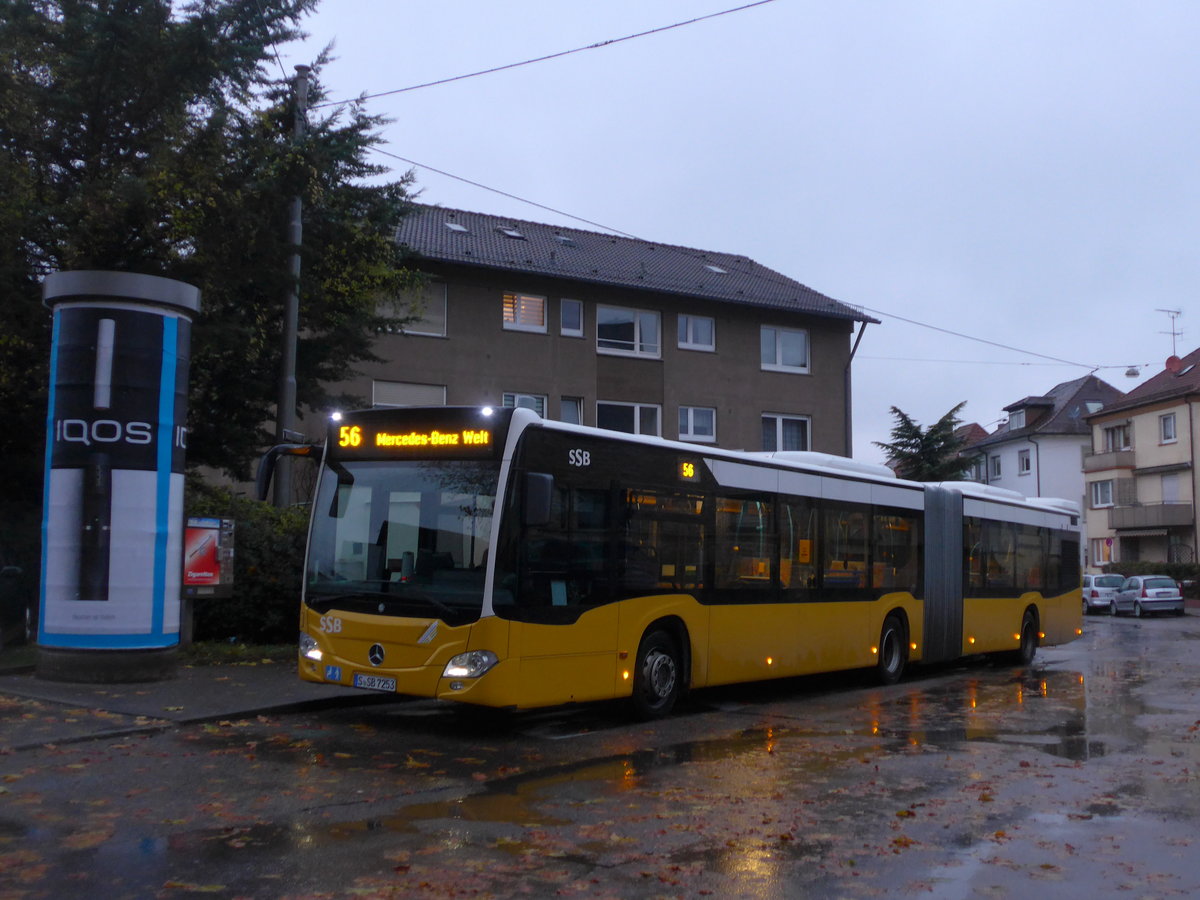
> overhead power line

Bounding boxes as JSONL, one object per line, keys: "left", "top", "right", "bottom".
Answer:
{"left": 384, "top": 149, "right": 1148, "bottom": 375}
{"left": 310, "top": 0, "right": 779, "bottom": 110}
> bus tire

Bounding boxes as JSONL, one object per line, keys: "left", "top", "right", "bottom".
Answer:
{"left": 1013, "top": 611, "right": 1038, "bottom": 665}
{"left": 876, "top": 615, "right": 907, "bottom": 686}
{"left": 631, "top": 629, "right": 682, "bottom": 720}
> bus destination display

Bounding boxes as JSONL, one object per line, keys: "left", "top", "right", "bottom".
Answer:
{"left": 333, "top": 421, "right": 497, "bottom": 459}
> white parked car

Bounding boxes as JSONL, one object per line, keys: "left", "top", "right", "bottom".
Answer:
{"left": 1111, "top": 575, "right": 1184, "bottom": 618}
{"left": 1082, "top": 573, "right": 1124, "bottom": 615}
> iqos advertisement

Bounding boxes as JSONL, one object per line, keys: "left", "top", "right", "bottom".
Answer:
{"left": 40, "top": 272, "right": 199, "bottom": 649}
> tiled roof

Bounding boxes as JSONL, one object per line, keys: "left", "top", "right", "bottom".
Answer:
{"left": 1089, "top": 347, "right": 1200, "bottom": 417}
{"left": 971, "top": 374, "right": 1124, "bottom": 447}
{"left": 394, "top": 204, "right": 876, "bottom": 323}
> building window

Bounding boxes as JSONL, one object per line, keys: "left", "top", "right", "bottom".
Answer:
{"left": 597, "top": 306, "right": 660, "bottom": 357}
{"left": 1160, "top": 413, "right": 1177, "bottom": 444}
{"left": 597, "top": 401, "right": 660, "bottom": 436}
{"left": 502, "top": 392, "right": 546, "bottom": 417}
{"left": 679, "top": 406, "right": 716, "bottom": 442}
{"left": 1090, "top": 480, "right": 1114, "bottom": 508}
{"left": 760, "top": 326, "right": 809, "bottom": 373}
{"left": 1103, "top": 423, "right": 1130, "bottom": 452}
{"left": 1162, "top": 473, "right": 1180, "bottom": 504}
{"left": 372, "top": 380, "right": 446, "bottom": 408}
{"left": 678, "top": 314, "right": 715, "bottom": 351}
{"left": 560, "top": 396, "right": 583, "bottom": 425}
{"left": 1091, "top": 537, "right": 1113, "bottom": 566}
{"left": 378, "top": 281, "right": 447, "bottom": 337}
{"left": 966, "top": 456, "right": 986, "bottom": 482}
{"left": 762, "top": 414, "right": 810, "bottom": 451}
{"left": 502, "top": 292, "right": 546, "bottom": 333}
{"left": 1008, "top": 409, "right": 1025, "bottom": 430}
{"left": 561, "top": 299, "right": 583, "bottom": 337}
{"left": 1018, "top": 449, "right": 1031, "bottom": 475}
{"left": 989, "top": 455, "right": 1002, "bottom": 479}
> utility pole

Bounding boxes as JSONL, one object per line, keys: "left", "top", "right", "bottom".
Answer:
{"left": 274, "top": 64, "right": 310, "bottom": 507}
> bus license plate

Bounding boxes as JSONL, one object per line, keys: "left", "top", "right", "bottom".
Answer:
{"left": 353, "top": 673, "right": 396, "bottom": 692}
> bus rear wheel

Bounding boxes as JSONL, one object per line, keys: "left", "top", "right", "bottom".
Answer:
{"left": 631, "top": 630, "right": 682, "bottom": 720}
{"left": 1013, "top": 612, "right": 1038, "bottom": 665}
{"left": 876, "top": 615, "right": 907, "bottom": 685}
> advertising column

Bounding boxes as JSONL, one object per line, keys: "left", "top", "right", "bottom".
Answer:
{"left": 39, "top": 271, "right": 200, "bottom": 682}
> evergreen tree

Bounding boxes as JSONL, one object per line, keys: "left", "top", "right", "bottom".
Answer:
{"left": 874, "top": 402, "right": 970, "bottom": 482}
{"left": 0, "top": 0, "right": 418, "bottom": 494}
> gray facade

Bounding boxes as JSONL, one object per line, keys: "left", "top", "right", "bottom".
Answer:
{"left": 335, "top": 205, "right": 875, "bottom": 455}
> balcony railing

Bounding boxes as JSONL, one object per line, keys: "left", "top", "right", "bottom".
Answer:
{"left": 1083, "top": 449, "right": 1136, "bottom": 472}
{"left": 1109, "top": 502, "right": 1194, "bottom": 530}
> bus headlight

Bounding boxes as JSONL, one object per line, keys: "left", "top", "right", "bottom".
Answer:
{"left": 443, "top": 650, "right": 499, "bottom": 679}
{"left": 299, "top": 632, "right": 322, "bottom": 662}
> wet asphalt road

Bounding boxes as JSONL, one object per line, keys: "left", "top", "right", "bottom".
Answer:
{"left": 3, "top": 613, "right": 1200, "bottom": 898}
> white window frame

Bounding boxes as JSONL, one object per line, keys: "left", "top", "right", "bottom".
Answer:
{"left": 1090, "top": 479, "right": 1114, "bottom": 508}
{"left": 1009, "top": 409, "right": 1025, "bottom": 430}
{"left": 372, "top": 380, "right": 446, "bottom": 408}
{"left": 596, "top": 401, "right": 661, "bottom": 436}
{"left": 1160, "top": 413, "right": 1177, "bottom": 444}
{"left": 502, "top": 292, "right": 547, "bottom": 333}
{"left": 990, "top": 455, "right": 1002, "bottom": 479}
{"left": 560, "top": 299, "right": 584, "bottom": 338}
{"left": 1090, "top": 537, "right": 1114, "bottom": 566}
{"left": 760, "top": 326, "right": 809, "bottom": 374}
{"left": 502, "top": 392, "right": 547, "bottom": 417}
{"left": 1103, "top": 423, "right": 1131, "bottom": 452}
{"left": 678, "top": 314, "right": 715, "bottom": 352}
{"left": 761, "top": 413, "right": 811, "bottom": 451}
{"left": 596, "top": 305, "right": 661, "bottom": 358}
{"left": 1018, "top": 449, "right": 1031, "bottom": 475}
{"left": 679, "top": 406, "right": 716, "bottom": 442}
{"left": 560, "top": 396, "right": 583, "bottom": 425}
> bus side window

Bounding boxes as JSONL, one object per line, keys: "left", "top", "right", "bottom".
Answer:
{"left": 715, "top": 496, "right": 775, "bottom": 593}
{"left": 874, "top": 511, "right": 921, "bottom": 594}
{"left": 780, "top": 499, "right": 817, "bottom": 593}
{"left": 823, "top": 505, "right": 869, "bottom": 590}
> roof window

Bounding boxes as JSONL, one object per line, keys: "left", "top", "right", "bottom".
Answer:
{"left": 554, "top": 234, "right": 577, "bottom": 247}
{"left": 444, "top": 222, "right": 469, "bottom": 233}
{"left": 497, "top": 227, "right": 526, "bottom": 240}
{"left": 704, "top": 264, "right": 728, "bottom": 274}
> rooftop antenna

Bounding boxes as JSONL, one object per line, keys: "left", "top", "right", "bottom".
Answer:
{"left": 1156, "top": 308, "right": 1182, "bottom": 357}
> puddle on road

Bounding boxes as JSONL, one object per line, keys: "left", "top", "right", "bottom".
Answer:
{"left": 15, "top": 627, "right": 1200, "bottom": 896}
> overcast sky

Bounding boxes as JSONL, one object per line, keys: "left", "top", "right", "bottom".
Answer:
{"left": 281, "top": 0, "right": 1198, "bottom": 462}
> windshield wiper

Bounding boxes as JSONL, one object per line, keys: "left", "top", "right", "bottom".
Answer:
{"left": 307, "top": 584, "right": 458, "bottom": 620}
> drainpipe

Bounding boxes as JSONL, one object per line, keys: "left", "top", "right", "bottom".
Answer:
{"left": 1191, "top": 398, "right": 1197, "bottom": 564}
{"left": 1029, "top": 434, "right": 1042, "bottom": 497}
{"left": 845, "top": 322, "right": 868, "bottom": 457}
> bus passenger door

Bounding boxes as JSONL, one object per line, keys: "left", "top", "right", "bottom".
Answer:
{"left": 506, "top": 479, "right": 621, "bottom": 707}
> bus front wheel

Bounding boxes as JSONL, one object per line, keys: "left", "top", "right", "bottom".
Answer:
{"left": 631, "top": 630, "right": 682, "bottom": 720}
{"left": 876, "top": 615, "right": 907, "bottom": 686}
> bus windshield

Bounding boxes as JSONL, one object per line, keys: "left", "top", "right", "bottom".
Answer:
{"left": 305, "top": 459, "right": 500, "bottom": 626}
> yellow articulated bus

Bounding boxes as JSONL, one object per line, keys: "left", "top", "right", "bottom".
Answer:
{"left": 264, "top": 406, "right": 1082, "bottom": 719}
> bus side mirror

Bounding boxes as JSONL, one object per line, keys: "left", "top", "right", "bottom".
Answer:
{"left": 524, "top": 473, "right": 555, "bottom": 526}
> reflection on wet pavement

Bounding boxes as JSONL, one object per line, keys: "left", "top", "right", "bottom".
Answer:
{"left": 5, "top": 618, "right": 1200, "bottom": 897}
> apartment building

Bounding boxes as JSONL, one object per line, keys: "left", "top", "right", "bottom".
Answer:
{"left": 336, "top": 204, "right": 876, "bottom": 455}
{"left": 1084, "top": 349, "right": 1200, "bottom": 567}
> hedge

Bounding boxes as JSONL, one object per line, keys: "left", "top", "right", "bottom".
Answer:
{"left": 185, "top": 476, "right": 309, "bottom": 644}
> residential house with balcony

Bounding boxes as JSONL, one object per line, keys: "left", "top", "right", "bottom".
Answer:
{"left": 961, "top": 374, "right": 1124, "bottom": 559}
{"left": 1084, "top": 349, "right": 1200, "bottom": 568}
{"left": 330, "top": 204, "right": 877, "bottom": 455}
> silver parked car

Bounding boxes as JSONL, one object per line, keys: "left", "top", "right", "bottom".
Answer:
{"left": 1082, "top": 573, "right": 1124, "bottom": 615}
{"left": 1111, "top": 575, "right": 1184, "bottom": 617}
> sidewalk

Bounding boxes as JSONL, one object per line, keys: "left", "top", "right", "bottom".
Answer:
{"left": 0, "top": 655, "right": 396, "bottom": 751}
